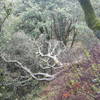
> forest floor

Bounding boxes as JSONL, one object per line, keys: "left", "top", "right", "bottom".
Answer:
{"left": 36, "top": 42, "right": 100, "bottom": 100}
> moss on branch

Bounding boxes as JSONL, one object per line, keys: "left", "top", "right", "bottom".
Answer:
{"left": 78, "top": 0, "right": 100, "bottom": 39}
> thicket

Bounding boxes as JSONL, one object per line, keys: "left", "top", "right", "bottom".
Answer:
{"left": 0, "top": 0, "right": 100, "bottom": 100}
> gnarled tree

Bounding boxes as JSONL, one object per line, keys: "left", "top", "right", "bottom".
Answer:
{"left": 78, "top": 0, "right": 100, "bottom": 39}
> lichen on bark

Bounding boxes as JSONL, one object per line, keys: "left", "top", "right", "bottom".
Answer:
{"left": 78, "top": 0, "right": 100, "bottom": 39}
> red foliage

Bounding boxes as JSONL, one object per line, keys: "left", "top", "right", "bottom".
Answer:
{"left": 62, "top": 92, "right": 71, "bottom": 98}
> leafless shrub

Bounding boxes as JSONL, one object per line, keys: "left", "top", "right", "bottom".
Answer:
{"left": 0, "top": 32, "right": 85, "bottom": 82}
{"left": 43, "top": 13, "right": 77, "bottom": 46}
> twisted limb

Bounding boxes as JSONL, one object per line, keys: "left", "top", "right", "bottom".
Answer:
{"left": 78, "top": 0, "right": 100, "bottom": 39}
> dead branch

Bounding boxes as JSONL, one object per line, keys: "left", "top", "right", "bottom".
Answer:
{"left": 0, "top": 55, "right": 55, "bottom": 81}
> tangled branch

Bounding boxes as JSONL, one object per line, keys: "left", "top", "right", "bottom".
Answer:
{"left": 0, "top": 55, "right": 55, "bottom": 81}
{"left": 0, "top": 35, "right": 85, "bottom": 81}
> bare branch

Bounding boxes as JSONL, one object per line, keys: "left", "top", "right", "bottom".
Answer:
{"left": 0, "top": 55, "right": 55, "bottom": 81}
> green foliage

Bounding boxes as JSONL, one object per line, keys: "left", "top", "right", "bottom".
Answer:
{"left": 0, "top": 0, "right": 99, "bottom": 100}
{"left": 0, "top": 68, "right": 7, "bottom": 100}
{"left": 0, "top": 0, "right": 13, "bottom": 49}
{"left": 7, "top": 0, "right": 75, "bottom": 38}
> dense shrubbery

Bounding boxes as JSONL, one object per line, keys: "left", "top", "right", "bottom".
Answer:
{"left": 3, "top": 0, "right": 77, "bottom": 38}
{"left": 0, "top": 0, "right": 100, "bottom": 100}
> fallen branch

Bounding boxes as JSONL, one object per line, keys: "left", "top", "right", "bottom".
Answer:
{"left": 0, "top": 55, "right": 55, "bottom": 81}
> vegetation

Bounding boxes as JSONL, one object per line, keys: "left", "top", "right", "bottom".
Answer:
{"left": 78, "top": 0, "right": 100, "bottom": 39}
{"left": 0, "top": 0, "right": 100, "bottom": 100}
